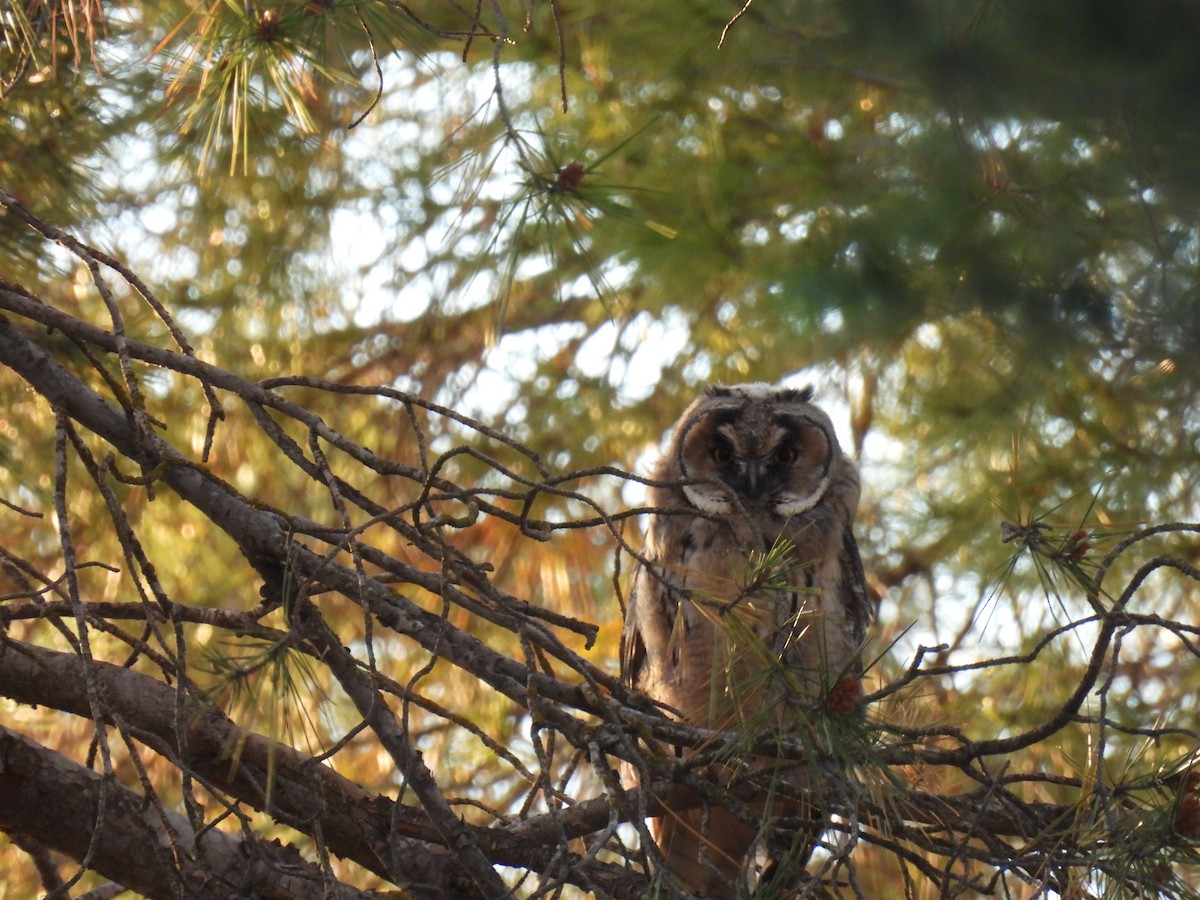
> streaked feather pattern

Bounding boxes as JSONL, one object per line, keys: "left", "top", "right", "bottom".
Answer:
{"left": 621, "top": 384, "right": 872, "bottom": 897}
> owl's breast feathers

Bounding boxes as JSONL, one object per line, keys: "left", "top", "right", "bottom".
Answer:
{"left": 619, "top": 385, "right": 874, "bottom": 897}
{"left": 621, "top": 506, "right": 870, "bottom": 723}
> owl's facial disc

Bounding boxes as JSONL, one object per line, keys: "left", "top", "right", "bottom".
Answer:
{"left": 772, "top": 414, "right": 836, "bottom": 515}
{"left": 676, "top": 407, "right": 740, "bottom": 514}
{"left": 676, "top": 402, "right": 839, "bottom": 516}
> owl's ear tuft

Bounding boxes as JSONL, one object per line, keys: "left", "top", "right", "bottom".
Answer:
{"left": 777, "top": 385, "right": 814, "bottom": 403}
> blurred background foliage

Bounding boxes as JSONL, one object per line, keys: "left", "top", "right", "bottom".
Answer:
{"left": 2, "top": 0, "right": 1199, "bottom": 895}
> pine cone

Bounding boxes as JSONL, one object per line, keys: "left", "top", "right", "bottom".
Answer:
{"left": 827, "top": 677, "right": 864, "bottom": 717}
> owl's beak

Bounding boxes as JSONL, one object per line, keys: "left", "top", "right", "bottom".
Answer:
{"left": 733, "top": 460, "right": 768, "bottom": 497}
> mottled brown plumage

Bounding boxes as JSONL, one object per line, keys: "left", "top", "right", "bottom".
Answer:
{"left": 621, "top": 383, "right": 871, "bottom": 897}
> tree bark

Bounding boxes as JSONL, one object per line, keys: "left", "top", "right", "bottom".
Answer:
{"left": 0, "top": 725, "right": 380, "bottom": 899}
{"left": 0, "top": 638, "right": 646, "bottom": 896}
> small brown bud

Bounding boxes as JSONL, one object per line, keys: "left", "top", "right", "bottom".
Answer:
{"left": 1065, "top": 528, "right": 1092, "bottom": 561}
{"left": 1175, "top": 793, "right": 1200, "bottom": 837}
{"left": 256, "top": 10, "right": 281, "bottom": 41}
{"left": 555, "top": 162, "right": 586, "bottom": 191}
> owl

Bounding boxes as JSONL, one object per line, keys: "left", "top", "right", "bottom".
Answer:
{"left": 621, "top": 383, "right": 872, "bottom": 898}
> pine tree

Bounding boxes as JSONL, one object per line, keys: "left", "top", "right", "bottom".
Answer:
{"left": 1, "top": 1, "right": 1198, "bottom": 896}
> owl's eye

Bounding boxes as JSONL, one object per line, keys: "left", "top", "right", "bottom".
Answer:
{"left": 772, "top": 444, "right": 798, "bottom": 465}
{"left": 711, "top": 440, "right": 734, "bottom": 464}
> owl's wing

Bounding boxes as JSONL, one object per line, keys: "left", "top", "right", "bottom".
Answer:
{"left": 621, "top": 560, "right": 685, "bottom": 695}
{"left": 620, "top": 563, "right": 649, "bottom": 690}
{"left": 839, "top": 528, "right": 875, "bottom": 671}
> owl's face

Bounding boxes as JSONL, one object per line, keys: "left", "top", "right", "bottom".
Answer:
{"left": 669, "top": 383, "right": 840, "bottom": 517}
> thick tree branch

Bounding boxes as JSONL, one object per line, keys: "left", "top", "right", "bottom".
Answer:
{"left": 0, "top": 725, "right": 383, "bottom": 900}
{"left": 0, "top": 637, "right": 648, "bottom": 897}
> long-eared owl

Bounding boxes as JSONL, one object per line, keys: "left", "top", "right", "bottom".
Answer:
{"left": 621, "top": 383, "right": 872, "bottom": 897}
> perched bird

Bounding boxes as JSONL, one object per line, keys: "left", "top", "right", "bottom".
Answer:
{"left": 621, "top": 383, "right": 872, "bottom": 897}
